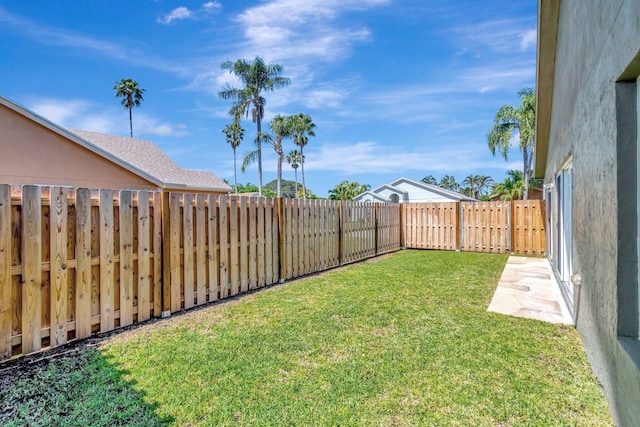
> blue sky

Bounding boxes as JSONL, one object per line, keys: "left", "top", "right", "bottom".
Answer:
{"left": 0, "top": 1, "right": 536, "bottom": 197}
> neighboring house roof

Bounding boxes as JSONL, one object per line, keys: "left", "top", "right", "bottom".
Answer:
{"left": 354, "top": 177, "right": 476, "bottom": 203}
{"left": 0, "top": 95, "right": 162, "bottom": 187}
{"left": 70, "top": 129, "right": 230, "bottom": 192}
{"left": 388, "top": 177, "right": 476, "bottom": 201}
{"left": 0, "top": 95, "right": 230, "bottom": 193}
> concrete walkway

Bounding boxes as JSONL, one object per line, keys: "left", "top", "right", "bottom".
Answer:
{"left": 488, "top": 256, "right": 574, "bottom": 325}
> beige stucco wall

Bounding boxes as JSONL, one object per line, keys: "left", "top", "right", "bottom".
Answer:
{"left": 0, "top": 104, "right": 158, "bottom": 191}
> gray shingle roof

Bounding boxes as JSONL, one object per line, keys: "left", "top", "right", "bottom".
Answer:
{"left": 69, "top": 128, "right": 230, "bottom": 192}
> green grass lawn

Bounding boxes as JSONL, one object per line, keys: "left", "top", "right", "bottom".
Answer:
{"left": 0, "top": 250, "right": 612, "bottom": 426}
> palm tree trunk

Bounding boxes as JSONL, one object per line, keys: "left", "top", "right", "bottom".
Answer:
{"left": 277, "top": 151, "right": 282, "bottom": 198}
{"left": 129, "top": 107, "right": 133, "bottom": 138}
{"left": 522, "top": 138, "right": 529, "bottom": 201}
{"left": 294, "top": 169, "right": 299, "bottom": 198}
{"left": 300, "top": 146, "right": 306, "bottom": 200}
{"left": 233, "top": 147, "right": 238, "bottom": 195}
{"left": 256, "top": 115, "right": 263, "bottom": 197}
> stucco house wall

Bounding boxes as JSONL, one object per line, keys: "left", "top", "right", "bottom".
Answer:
{"left": 1, "top": 96, "right": 231, "bottom": 194}
{"left": 0, "top": 102, "right": 158, "bottom": 190}
{"left": 536, "top": 1, "right": 640, "bottom": 424}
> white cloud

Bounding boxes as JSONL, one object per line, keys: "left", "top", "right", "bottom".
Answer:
{"left": 158, "top": 7, "right": 193, "bottom": 25}
{"left": 451, "top": 19, "right": 537, "bottom": 54}
{"left": 519, "top": 29, "right": 537, "bottom": 51}
{"left": 306, "top": 88, "right": 347, "bottom": 109}
{"left": 291, "top": 141, "right": 517, "bottom": 175}
{"left": 27, "top": 97, "right": 189, "bottom": 137}
{"left": 202, "top": 1, "right": 222, "bottom": 13}
{"left": 138, "top": 119, "right": 190, "bottom": 137}
{"left": 158, "top": 2, "right": 221, "bottom": 25}
{"left": 234, "top": 0, "right": 386, "bottom": 66}
{"left": 27, "top": 98, "right": 89, "bottom": 124}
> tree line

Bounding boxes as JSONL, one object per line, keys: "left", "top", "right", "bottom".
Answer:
{"left": 110, "top": 77, "right": 536, "bottom": 202}
{"left": 219, "top": 57, "right": 315, "bottom": 199}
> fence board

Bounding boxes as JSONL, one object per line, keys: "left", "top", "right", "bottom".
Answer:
{"left": 118, "top": 190, "right": 134, "bottom": 327}
{"left": 137, "top": 192, "right": 151, "bottom": 322}
{"left": 49, "top": 187, "right": 69, "bottom": 346}
{"left": 239, "top": 197, "right": 249, "bottom": 293}
{"left": 99, "top": 190, "right": 114, "bottom": 332}
{"left": 229, "top": 197, "right": 239, "bottom": 296}
{"left": 207, "top": 195, "right": 219, "bottom": 302}
{"left": 218, "top": 195, "right": 229, "bottom": 298}
{"left": 257, "top": 198, "right": 266, "bottom": 287}
{"left": 22, "top": 186, "right": 43, "bottom": 353}
{"left": 196, "top": 195, "right": 207, "bottom": 305}
{"left": 153, "top": 192, "right": 162, "bottom": 317}
{"left": 169, "top": 193, "right": 182, "bottom": 312}
{"left": 249, "top": 198, "right": 258, "bottom": 289}
{"left": 271, "top": 198, "right": 280, "bottom": 283}
{"left": 0, "top": 185, "right": 11, "bottom": 359}
{"left": 183, "top": 194, "right": 194, "bottom": 309}
{"left": 74, "top": 188, "right": 92, "bottom": 339}
{"left": 265, "top": 198, "right": 274, "bottom": 284}
{"left": 284, "top": 199, "right": 293, "bottom": 279}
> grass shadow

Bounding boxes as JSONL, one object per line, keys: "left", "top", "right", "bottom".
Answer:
{"left": 0, "top": 345, "right": 174, "bottom": 426}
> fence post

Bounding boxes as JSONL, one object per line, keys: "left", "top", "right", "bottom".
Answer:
{"left": 508, "top": 200, "right": 514, "bottom": 254}
{"left": 338, "top": 201, "right": 344, "bottom": 265}
{"left": 0, "top": 185, "right": 11, "bottom": 360}
{"left": 161, "top": 191, "right": 172, "bottom": 317}
{"left": 455, "top": 202, "right": 461, "bottom": 251}
{"left": 458, "top": 203, "right": 464, "bottom": 252}
{"left": 399, "top": 203, "right": 404, "bottom": 248}
{"left": 374, "top": 202, "right": 379, "bottom": 255}
{"left": 277, "top": 197, "right": 285, "bottom": 283}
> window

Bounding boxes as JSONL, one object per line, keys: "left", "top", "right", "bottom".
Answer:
{"left": 553, "top": 160, "right": 573, "bottom": 307}
{"left": 616, "top": 74, "right": 640, "bottom": 339}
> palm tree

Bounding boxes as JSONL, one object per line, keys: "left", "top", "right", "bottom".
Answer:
{"left": 328, "top": 181, "right": 370, "bottom": 201}
{"left": 240, "top": 132, "right": 273, "bottom": 177}
{"left": 270, "top": 115, "right": 293, "bottom": 198}
{"left": 488, "top": 88, "right": 536, "bottom": 200}
{"left": 492, "top": 170, "right": 525, "bottom": 201}
{"left": 476, "top": 175, "right": 495, "bottom": 197}
{"left": 113, "top": 78, "right": 145, "bottom": 138}
{"left": 290, "top": 113, "right": 316, "bottom": 200}
{"left": 439, "top": 175, "right": 459, "bottom": 192}
{"left": 218, "top": 57, "right": 290, "bottom": 197}
{"left": 222, "top": 108, "right": 245, "bottom": 195}
{"left": 491, "top": 170, "right": 541, "bottom": 200}
{"left": 286, "top": 149, "right": 303, "bottom": 197}
{"left": 461, "top": 175, "right": 480, "bottom": 199}
{"left": 421, "top": 175, "right": 438, "bottom": 185}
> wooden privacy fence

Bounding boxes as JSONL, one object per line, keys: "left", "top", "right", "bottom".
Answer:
{"left": 0, "top": 185, "right": 162, "bottom": 362}
{"left": 0, "top": 185, "right": 402, "bottom": 361}
{"left": 402, "top": 200, "right": 546, "bottom": 254}
{"left": 1, "top": 184, "right": 544, "bottom": 362}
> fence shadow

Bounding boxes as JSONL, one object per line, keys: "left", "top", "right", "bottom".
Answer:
{"left": 0, "top": 344, "right": 174, "bottom": 426}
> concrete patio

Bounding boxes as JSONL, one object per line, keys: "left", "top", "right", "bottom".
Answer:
{"left": 488, "top": 256, "right": 573, "bottom": 325}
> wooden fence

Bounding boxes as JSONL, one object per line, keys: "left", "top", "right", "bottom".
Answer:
{"left": 403, "top": 200, "right": 546, "bottom": 255}
{"left": 0, "top": 185, "right": 402, "bottom": 360}
{"left": 0, "top": 186, "right": 162, "bottom": 361}
{"left": 1, "top": 185, "right": 544, "bottom": 362}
